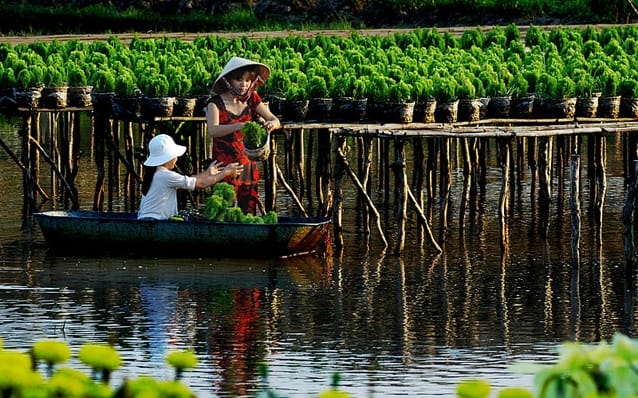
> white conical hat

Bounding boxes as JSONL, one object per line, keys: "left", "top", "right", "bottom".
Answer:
{"left": 213, "top": 56, "right": 271, "bottom": 93}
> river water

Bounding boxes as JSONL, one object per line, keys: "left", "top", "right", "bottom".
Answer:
{"left": 0, "top": 113, "right": 635, "bottom": 397}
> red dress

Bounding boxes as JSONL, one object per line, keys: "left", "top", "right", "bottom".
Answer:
{"left": 208, "top": 92, "right": 262, "bottom": 214}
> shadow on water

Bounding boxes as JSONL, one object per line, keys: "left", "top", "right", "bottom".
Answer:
{"left": 1, "top": 114, "right": 638, "bottom": 397}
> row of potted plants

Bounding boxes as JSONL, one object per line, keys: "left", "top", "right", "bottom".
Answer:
{"left": 1, "top": 25, "right": 638, "bottom": 122}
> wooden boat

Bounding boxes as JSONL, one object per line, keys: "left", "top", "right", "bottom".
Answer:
{"left": 34, "top": 210, "right": 332, "bottom": 258}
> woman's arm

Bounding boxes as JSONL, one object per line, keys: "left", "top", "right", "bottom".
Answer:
{"left": 255, "top": 102, "right": 281, "bottom": 132}
{"left": 206, "top": 102, "right": 245, "bottom": 138}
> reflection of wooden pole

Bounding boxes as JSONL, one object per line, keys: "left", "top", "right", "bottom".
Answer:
{"left": 570, "top": 154, "right": 581, "bottom": 264}
{"left": 498, "top": 138, "right": 510, "bottom": 250}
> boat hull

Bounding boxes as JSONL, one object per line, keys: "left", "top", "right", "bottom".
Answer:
{"left": 34, "top": 211, "right": 332, "bottom": 258}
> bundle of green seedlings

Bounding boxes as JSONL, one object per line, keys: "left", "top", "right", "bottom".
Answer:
{"left": 242, "top": 121, "right": 268, "bottom": 149}
{"left": 203, "top": 182, "right": 278, "bottom": 223}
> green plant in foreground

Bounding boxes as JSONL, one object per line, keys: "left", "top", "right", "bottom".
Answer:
{"left": 166, "top": 350, "right": 198, "bottom": 381}
{"left": 32, "top": 339, "right": 71, "bottom": 377}
{"left": 78, "top": 343, "right": 121, "bottom": 383}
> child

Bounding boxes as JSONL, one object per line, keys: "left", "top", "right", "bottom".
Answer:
{"left": 206, "top": 56, "right": 280, "bottom": 215}
{"left": 137, "top": 134, "right": 243, "bottom": 220}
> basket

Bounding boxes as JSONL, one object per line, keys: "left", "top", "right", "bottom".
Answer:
{"left": 244, "top": 133, "right": 271, "bottom": 161}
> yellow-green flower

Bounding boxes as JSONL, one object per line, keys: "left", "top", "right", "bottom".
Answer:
{"left": 48, "top": 369, "right": 90, "bottom": 397}
{"left": 115, "top": 376, "right": 161, "bottom": 398}
{"left": 78, "top": 344, "right": 121, "bottom": 372}
{"left": 166, "top": 350, "right": 198, "bottom": 370}
{"left": 0, "top": 350, "right": 32, "bottom": 372}
{"left": 456, "top": 379, "right": 491, "bottom": 398}
{"left": 498, "top": 387, "right": 533, "bottom": 398}
{"left": 32, "top": 339, "right": 71, "bottom": 365}
{"left": 158, "top": 380, "right": 196, "bottom": 398}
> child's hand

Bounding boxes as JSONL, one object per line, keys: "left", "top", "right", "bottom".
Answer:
{"left": 224, "top": 162, "right": 244, "bottom": 178}
{"left": 207, "top": 160, "right": 223, "bottom": 174}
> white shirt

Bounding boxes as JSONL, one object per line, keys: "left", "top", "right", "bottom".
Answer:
{"left": 137, "top": 167, "right": 197, "bottom": 220}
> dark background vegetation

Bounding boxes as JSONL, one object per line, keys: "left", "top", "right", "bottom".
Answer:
{"left": 0, "top": 0, "right": 636, "bottom": 35}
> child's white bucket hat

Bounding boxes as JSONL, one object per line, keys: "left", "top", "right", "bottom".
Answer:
{"left": 213, "top": 56, "right": 270, "bottom": 93}
{"left": 144, "top": 134, "right": 186, "bottom": 166}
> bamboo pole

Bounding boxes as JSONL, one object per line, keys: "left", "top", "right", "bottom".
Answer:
{"left": 28, "top": 136, "right": 78, "bottom": 208}
{"left": 623, "top": 159, "right": 638, "bottom": 268}
{"left": 538, "top": 136, "right": 552, "bottom": 239}
{"left": 275, "top": 163, "right": 308, "bottom": 217}
{"left": 305, "top": 128, "right": 314, "bottom": 211}
{"left": 498, "top": 138, "right": 511, "bottom": 250}
{"left": 426, "top": 138, "right": 437, "bottom": 221}
{"left": 332, "top": 134, "right": 346, "bottom": 249}
{"left": 360, "top": 135, "right": 374, "bottom": 236}
{"left": 394, "top": 139, "right": 407, "bottom": 254}
{"left": 439, "top": 137, "right": 451, "bottom": 241}
{"left": 336, "top": 146, "right": 388, "bottom": 248}
{"left": 294, "top": 128, "right": 305, "bottom": 198}
{"left": 21, "top": 113, "right": 34, "bottom": 224}
{"left": 570, "top": 154, "right": 581, "bottom": 264}
{"left": 316, "top": 128, "right": 332, "bottom": 217}
{"left": 594, "top": 134, "right": 607, "bottom": 232}
{"left": 265, "top": 134, "right": 277, "bottom": 212}
{"left": 459, "top": 137, "right": 471, "bottom": 234}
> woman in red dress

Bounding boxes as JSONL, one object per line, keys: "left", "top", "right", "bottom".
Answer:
{"left": 206, "top": 56, "right": 281, "bottom": 215}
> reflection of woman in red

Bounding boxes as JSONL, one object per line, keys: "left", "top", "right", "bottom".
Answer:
{"left": 209, "top": 288, "right": 263, "bottom": 396}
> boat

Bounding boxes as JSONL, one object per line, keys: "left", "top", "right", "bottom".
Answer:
{"left": 34, "top": 210, "right": 332, "bottom": 258}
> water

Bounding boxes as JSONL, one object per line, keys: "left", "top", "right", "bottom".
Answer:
{"left": 1, "top": 113, "right": 636, "bottom": 397}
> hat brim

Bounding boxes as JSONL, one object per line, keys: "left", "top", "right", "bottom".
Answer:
{"left": 213, "top": 56, "right": 271, "bottom": 94}
{"left": 143, "top": 144, "right": 186, "bottom": 167}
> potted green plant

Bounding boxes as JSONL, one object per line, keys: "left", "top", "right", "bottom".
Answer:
{"left": 597, "top": 67, "right": 621, "bottom": 118}
{"left": 306, "top": 74, "right": 332, "bottom": 121}
{"left": 385, "top": 80, "right": 414, "bottom": 123}
{"left": 619, "top": 77, "right": 638, "bottom": 117}
{"left": 169, "top": 71, "right": 196, "bottom": 117}
{"left": 574, "top": 69, "right": 599, "bottom": 117}
{"left": 15, "top": 63, "right": 45, "bottom": 108}
{"left": 66, "top": 63, "right": 93, "bottom": 107}
{"left": 113, "top": 67, "right": 141, "bottom": 119}
{"left": 455, "top": 75, "right": 482, "bottom": 121}
{"left": 138, "top": 72, "right": 174, "bottom": 118}
{"left": 433, "top": 74, "right": 458, "bottom": 123}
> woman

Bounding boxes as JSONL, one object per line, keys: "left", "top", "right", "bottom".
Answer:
{"left": 206, "top": 56, "right": 280, "bottom": 215}
{"left": 137, "top": 134, "right": 243, "bottom": 220}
